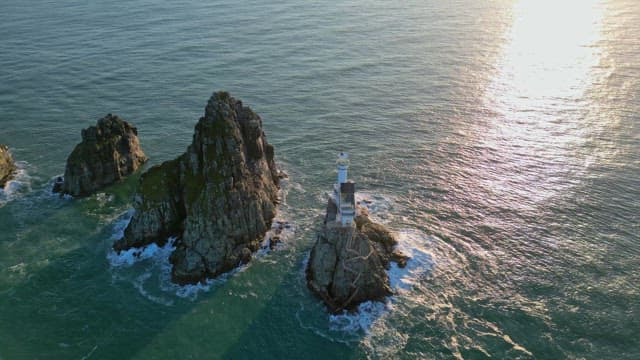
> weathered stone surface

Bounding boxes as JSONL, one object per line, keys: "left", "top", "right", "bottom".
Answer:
{"left": 307, "top": 198, "right": 409, "bottom": 313}
{"left": 0, "top": 145, "right": 17, "bottom": 187}
{"left": 114, "top": 91, "right": 280, "bottom": 284}
{"left": 54, "top": 114, "right": 148, "bottom": 197}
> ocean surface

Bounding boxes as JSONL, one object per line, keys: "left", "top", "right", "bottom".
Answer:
{"left": 1, "top": 0, "right": 639, "bottom": 358}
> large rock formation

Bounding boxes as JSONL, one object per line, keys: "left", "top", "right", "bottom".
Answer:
{"left": 307, "top": 200, "right": 408, "bottom": 313}
{"left": 54, "top": 114, "right": 148, "bottom": 197}
{"left": 0, "top": 145, "right": 17, "bottom": 187}
{"left": 114, "top": 91, "right": 280, "bottom": 284}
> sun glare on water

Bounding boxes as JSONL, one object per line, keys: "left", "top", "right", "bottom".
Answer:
{"left": 496, "top": 0, "right": 604, "bottom": 105}
{"left": 473, "top": 0, "right": 607, "bottom": 205}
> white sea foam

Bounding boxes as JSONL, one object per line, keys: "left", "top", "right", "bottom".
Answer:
{"left": 94, "top": 192, "right": 114, "bottom": 206}
{"left": 107, "top": 210, "right": 133, "bottom": 241}
{"left": 356, "top": 191, "right": 395, "bottom": 223}
{"left": 0, "top": 162, "right": 31, "bottom": 206}
{"left": 325, "top": 229, "right": 434, "bottom": 335}
{"left": 389, "top": 229, "right": 434, "bottom": 293}
{"left": 107, "top": 208, "right": 296, "bottom": 302}
{"left": 109, "top": 232, "right": 214, "bottom": 303}
{"left": 310, "top": 187, "right": 434, "bottom": 340}
{"left": 106, "top": 211, "right": 172, "bottom": 267}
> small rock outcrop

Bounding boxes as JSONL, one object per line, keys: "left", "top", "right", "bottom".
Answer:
{"left": 0, "top": 145, "right": 17, "bottom": 187}
{"left": 307, "top": 200, "right": 409, "bottom": 313}
{"left": 114, "top": 91, "right": 280, "bottom": 284}
{"left": 54, "top": 114, "right": 148, "bottom": 197}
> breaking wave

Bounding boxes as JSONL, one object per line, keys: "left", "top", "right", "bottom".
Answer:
{"left": 0, "top": 161, "right": 31, "bottom": 207}
{"left": 106, "top": 195, "right": 296, "bottom": 304}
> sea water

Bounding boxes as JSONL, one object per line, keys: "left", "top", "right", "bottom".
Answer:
{"left": 0, "top": 0, "right": 639, "bottom": 358}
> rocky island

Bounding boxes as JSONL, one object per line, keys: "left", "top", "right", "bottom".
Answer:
{"left": 53, "top": 114, "right": 148, "bottom": 197}
{"left": 0, "top": 145, "right": 17, "bottom": 188}
{"left": 307, "top": 153, "right": 408, "bottom": 313}
{"left": 114, "top": 91, "right": 281, "bottom": 284}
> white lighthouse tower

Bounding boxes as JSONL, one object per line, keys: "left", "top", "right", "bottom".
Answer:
{"left": 334, "top": 152, "right": 356, "bottom": 226}
{"left": 337, "top": 152, "right": 349, "bottom": 184}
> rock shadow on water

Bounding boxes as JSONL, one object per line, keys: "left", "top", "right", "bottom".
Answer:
{"left": 0, "top": 210, "right": 221, "bottom": 359}
{"left": 212, "top": 226, "right": 432, "bottom": 359}
{"left": 0, "top": 166, "right": 297, "bottom": 359}
{"left": 101, "top": 210, "right": 358, "bottom": 359}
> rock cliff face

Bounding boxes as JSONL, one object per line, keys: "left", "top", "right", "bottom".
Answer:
{"left": 114, "top": 91, "right": 280, "bottom": 284}
{"left": 307, "top": 200, "right": 408, "bottom": 313}
{"left": 54, "top": 114, "right": 148, "bottom": 197}
{"left": 0, "top": 145, "right": 17, "bottom": 187}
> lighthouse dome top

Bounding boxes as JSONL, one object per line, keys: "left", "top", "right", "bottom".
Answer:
{"left": 336, "top": 152, "right": 349, "bottom": 166}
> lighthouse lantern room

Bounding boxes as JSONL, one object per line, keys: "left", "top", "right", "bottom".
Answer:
{"left": 334, "top": 152, "right": 356, "bottom": 226}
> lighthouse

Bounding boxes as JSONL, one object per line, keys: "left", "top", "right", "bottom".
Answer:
{"left": 337, "top": 152, "right": 349, "bottom": 184}
{"left": 334, "top": 152, "right": 356, "bottom": 226}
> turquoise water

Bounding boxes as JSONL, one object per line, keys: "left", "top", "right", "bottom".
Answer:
{"left": 1, "top": 0, "right": 639, "bottom": 358}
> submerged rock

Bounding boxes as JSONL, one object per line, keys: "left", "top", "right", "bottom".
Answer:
{"left": 0, "top": 145, "right": 17, "bottom": 187}
{"left": 54, "top": 114, "right": 148, "bottom": 197}
{"left": 307, "top": 199, "right": 409, "bottom": 313}
{"left": 114, "top": 91, "right": 280, "bottom": 284}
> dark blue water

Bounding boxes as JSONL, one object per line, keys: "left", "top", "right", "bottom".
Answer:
{"left": 1, "top": 0, "right": 639, "bottom": 358}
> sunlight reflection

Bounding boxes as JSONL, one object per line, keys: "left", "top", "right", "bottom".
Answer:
{"left": 478, "top": 0, "right": 606, "bottom": 205}
{"left": 491, "top": 0, "right": 604, "bottom": 112}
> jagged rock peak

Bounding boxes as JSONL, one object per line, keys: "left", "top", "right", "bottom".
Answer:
{"left": 0, "top": 144, "right": 17, "bottom": 188}
{"left": 114, "top": 91, "right": 281, "bottom": 285}
{"left": 53, "top": 114, "right": 148, "bottom": 197}
{"left": 307, "top": 200, "right": 409, "bottom": 314}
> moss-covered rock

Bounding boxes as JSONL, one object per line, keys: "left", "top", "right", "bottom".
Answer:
{"left": 0, "top": 145, "right": 17, "bottom": 187}
{"left": 114, "top": 91, "right": 280, "bottom": 284}
{"left": 54, "top": 114, "right": 148, "bottom": 197}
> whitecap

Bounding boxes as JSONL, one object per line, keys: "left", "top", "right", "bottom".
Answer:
{"left": 389, "top": 229, "right": 435, "bottom": 293}
{"left": 260, "top": 217, "right": 296, "bottom": 252}
{"left": 356, "top": 191, "right": 396, "bottom": 223}
{"left": 107, "top": 210, "right": 134, "bottom": 241}
{"left": 329, "top": 301, "right": 391, "bottom": 334}
{"left": 94, "top": 192, "right": 114, "bottom": 206}
{"left": 107, "top": 240, "right": 173, "bottom": 267}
